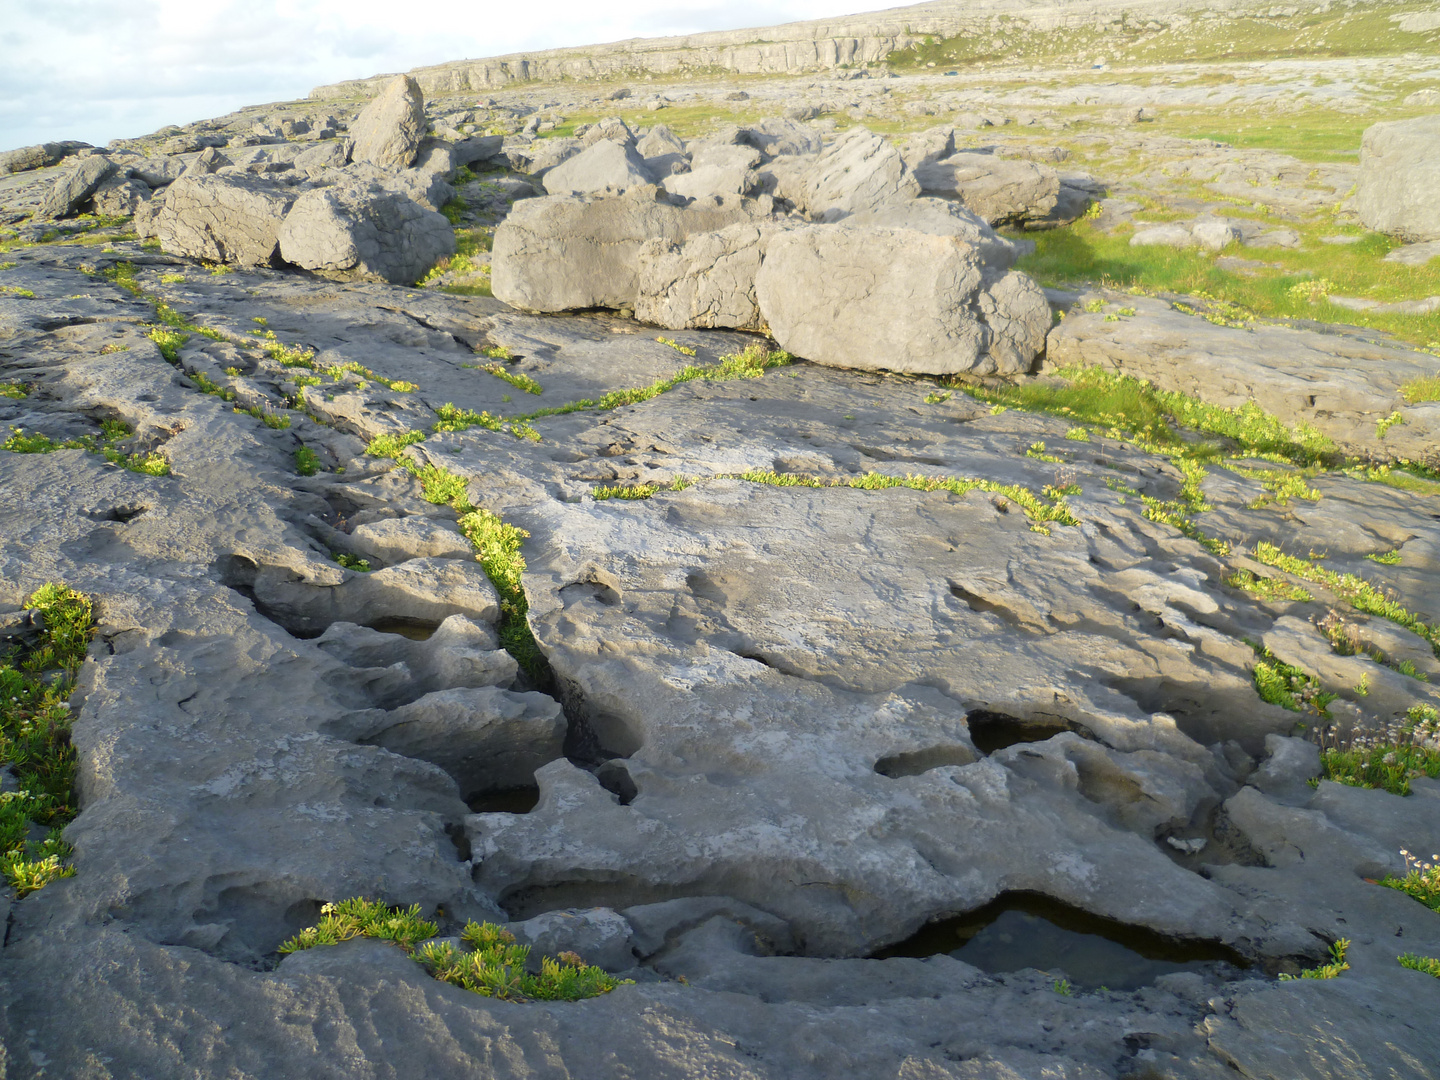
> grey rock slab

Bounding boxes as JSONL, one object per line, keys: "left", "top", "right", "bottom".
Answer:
{"left": 278, "top": 181, "right": 455, "bottom": 285}
{"left": 511, "top": 907, "right": 636, "bottom": 971}
{"left": 38, "top": 155, "right": 116, "bottom": 219}
{"left": 157, "top": 173, "right": 297, "bottom": 267}
{"left": 0, "top": 140, "right": 90, "bottom": 176}
{"left": 843, "top": 196, "right": 1022, "bottom": 269}
{"left": 742, "top": 116, "right": 824, "bottom": 159}
{"left": 540, "top": 139, "right": 653, "bottom": 195}
{"left": 755, "top": 223, "right": 1050, "bottom": 375}
{"left": 490, "top": 186, "right": 757, "bottom": 312}
{"left": 1045, "top": 295, "right": 1440, "bottom": 465}
{"left": 1130, "top": 223, "right": 1196, "bottom": 248}
{"left": 914, "top": 151, "right": 1060, "bottom": 228}
{"left": 1354, "top": 113, "right": 1440, "bottom": 243}
{"left": 348, "top": 514, "right": 473, "bottom": 563}
{"left": 350, "top": 74, "right": 427, "bottom": 170}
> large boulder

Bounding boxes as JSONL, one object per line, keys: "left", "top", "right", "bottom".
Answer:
{"left": 793, "top": 127, "right": 919, "bottom": 221}
{"left": 1353, "top": 114, "right": 1440, "bottom": 242}
{"left": 131, "top": 156, "right": 186, "bottom": 188}
{"left": 635, "top": 125, "right": 687, "bottom": 177}
{"left": 277, "top": 182, "right": 455, "bottom": 285}
{"left": 662, "top": 144, "right": 761, "bottom": 201}
{"left": 636, "top": 221, "right": 796, "bottom": 331}
{"left": 914, "top": 152, "right": 1061, "bottom": 227}
{"left": 349, "top": 75, "right": 426, "bottom": 170}
{"left": 38, "top": 156, "right": 116, "bottom": 219}
{"left": 91, "top": 175, "right": 150, "bottom": 218}
{"left": 490, "top": 186, "right": 756, "bottom": 312}
{"left": 156, "top": 174, "right": 296, "bottom": 266}
{"left": 755, "top": 224, "right": 1051, "bottom": 375}
{"left": 540, "top": 140, "right": 652, "bottom": 196}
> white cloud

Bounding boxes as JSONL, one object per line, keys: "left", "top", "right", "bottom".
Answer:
{"left": 0, "top": 0, "right": 871, "bottom": 151}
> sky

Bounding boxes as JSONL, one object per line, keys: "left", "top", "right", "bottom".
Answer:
{"left": 0, "top": 0, "right": 872, "bottom": 153}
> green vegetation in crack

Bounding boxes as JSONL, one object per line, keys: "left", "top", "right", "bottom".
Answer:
{"left": 3, "top": 419, "right": 170, "bottom": 476}
{"left": 1278, "top": 938, "right": 1350, "bottom": 981}
{"left": 279, "top": 897, "right": 629, "bottom": 1002}
{"left": 472, "top": 359, "right": 543, "bottom": 396}
{"left": 1321, "top": 706, "right": 1440, "bottom": 797}
{"left": 1398, "top": 953, "right": 1440, "bottom": 978}
{"left": 1252, "top": 542, "right": 1440, "bottom": 657}
{"left": 0, "top": 584, "right": 95, "bottom": 895}
{"left": 1247, "top": 642, "right": 1335, "bottom": 717}
{"left": 1381, "top": 848, "right": 1440, "bottom": 912}
{"left": 421, "top": 227, "right": 493, "bottom": 296}
{"left": 0, "top": 382, "right": 27, "bottom": 399}
{"left": 294, "top": 447, "right": 321, "bottom": 477}
{"left": 363, "top": 440, "right": 546, "bottom": 682}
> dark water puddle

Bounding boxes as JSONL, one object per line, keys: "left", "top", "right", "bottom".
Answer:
{"left": 467, "top": 786, "right": 540, "bottom": 814}
{"left": 873, "top": 892, "right": 1249, "bottom": 990}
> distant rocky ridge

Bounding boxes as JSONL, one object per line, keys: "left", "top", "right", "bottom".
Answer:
{"left": 309, "top": 0, "right": 1418, "bottom": 96}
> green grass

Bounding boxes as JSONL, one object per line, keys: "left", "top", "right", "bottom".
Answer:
{"left": 1402, "top": 376, "right": 1440, "bottom": 405}
{"left": 3, "top": 422, "right": 170, "bottom": 476}
{"left": 0, "top": 584, "right": 94, "bottom": 895}
{"left": 1016, "top": 221, "right": 1440, "bottom": 349}
{"left": 1248, "top": 642, "right": 1334, "bottom": 717}
{"left": 478, "top": 362, "right": 543, "bottom": 396}
{"left": 1279, "top": 938, "right": 1350, "bottom": 981}
{"left": 421, "top": 227, "right": 493, "bottom": 292}
{"left": 295, "top": 447, "right": 321, "bottom": 476}
{"left": 1226, "top": 569, "right": 1314, "bottom": 604}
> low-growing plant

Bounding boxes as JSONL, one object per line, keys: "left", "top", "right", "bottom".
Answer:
{"left": 1248, "top": 642, "right": 1334, "bottom": 716}
{"left": 1401, "top": 376, "right": 1440, "bottom": 406}
{"left": 1320, "top": 706, "right": 1440, "bottom": 796}
{"left": 655, "top": 336, "right": 697, "bottom": 356}
{"left": 294, "top": 447, "right": 321, "bottom": 476}
{"left": 0, "top": 382, "right": 25, "bottom": 399}
{"left": 1398, "top": 953, "right": 1440, "bottom": 978}
{"left": 0, "top": 584, "right": 94, "bottom": 895}
{"left": 1380, "top": 850, "right": 1440, "bottom": 913}
{"left": 480, "top": 362, "right": 543, "bottom": 396}
{"left": 1279, "top": 938, "right": 1350, "bottom": 980}
{"left": 334, "top": 552, "right": 371, "bottom": 573}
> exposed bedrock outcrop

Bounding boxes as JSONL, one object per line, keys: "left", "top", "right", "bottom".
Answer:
{"left": 755, "top": 223, "right": 1051, "bottom": 375}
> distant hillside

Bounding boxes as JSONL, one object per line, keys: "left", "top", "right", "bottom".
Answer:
{"left": 309, "top": 0, "right": 1434, "bottom": 99}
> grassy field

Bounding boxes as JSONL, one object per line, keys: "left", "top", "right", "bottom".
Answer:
{"left": 1012, "top": 218, "right": 1440, "bottom": 349}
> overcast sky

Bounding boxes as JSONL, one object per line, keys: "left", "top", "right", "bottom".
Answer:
{"left": 1, "top": 0, "right": 872, "bottom": 152}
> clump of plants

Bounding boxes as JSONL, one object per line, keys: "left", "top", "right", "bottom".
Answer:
{"left": 280, "top": 897, "right": 628, "bottom": 1003}
{"left": 2, "top": 421, "right": 169, "bottom": 477}
{"left": 0, "top": 584, "right": 94, "bottom": 895}
{"left": 1318, "top": 705, "right": 1440, "bottom": 796}
{"left": 1279, "top": 938, "right": 1350, "bottom": 980}
{"left": 1380, "top": 849, "right": 1440, "bottom": 914}
{"left": 1398, "top": 953, "right": 1440, "bottom": 978}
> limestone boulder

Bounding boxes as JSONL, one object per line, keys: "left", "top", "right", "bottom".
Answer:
{"left": 636, "top": 221, "right": 797, "bottom": 331}
{"left": 755, "top": 224, "right": 1051, "bottom": 375}
{"left": 490, "top": 186, "right": 755, "bottom": 312}
{"left": 131, "top": 156, "right": 186, "bottom": 188}
{"left": 793, "top": 127, "right": 919, "bottom": 221}
{"left": 844, "top": 197, "right": 1023, "bottom": 269}
{"left": 91, "top": 175, "right": 150, "bottom": 218}
{"left": 540, "top": 139, "right": 652, "bottom": 195}
{"left": 156, "top": 173, "right": 296, "bottom": 267}
{"left": 914, "top": 152, "right": 1061, "bottom": 227}
{"left": 277, "top": 181, "right": 455, "bottom": 285}
{"left": 635, "top": 125, "right": 688, "bottom": 177}
{"left": 349, "top": 75, "right": 427, "bottom": 170}
{"left": 38, "top": 156, "right": 116, "bottom": 219}
{"left": 662, "top": 144, "right": 761, "bottom": 201}
{"left": 1353, "top": 114, "right": 1440, "bottom": 242}
{"left": 742, "top": 117, "right": 823, "bottom": 158}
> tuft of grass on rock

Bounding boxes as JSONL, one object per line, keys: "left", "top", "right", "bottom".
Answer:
{"left": 294, "top": 447, "right": 321, "bottom": 476}
{"left": 1322, "top": 706, "right": 1440, "bottom": 796}
{"left": 1398, "top": 953, "right": 1440, "bottom": 978}
{"left": 1380, "top": 849, "right": 1440, "bottom": 913}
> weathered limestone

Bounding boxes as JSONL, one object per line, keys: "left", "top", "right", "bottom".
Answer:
{"left": 792, "top": 127, "right": 919, "bottom": 221}
{"left": 636, "top": 221, "right": 795, "bottom": 330}
{"left": 349, "top": 75, "right": 427, "bottom": 170}
{"left": 755, "top": 224, "right": 1051, "bottom": 374}
{"left": 156, "top": 173, "right": 297, "bottom": 266}
{"left": 914, "top": 152, "right": 1061, "bottom": 227}
{"left": 38, "top": 156, "right": 116, "bottom": 219}
{"left": 278, "top": 182, "right": 455, "bottom": 285}
{"left": 1353, "top": 114, "right": 1440, "bottom": 242}
{"left": 540, "top": 139, "right": 652, "bottom": 195}
{"left": 490, "top": 186, "right": 755, "bottom": 312}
